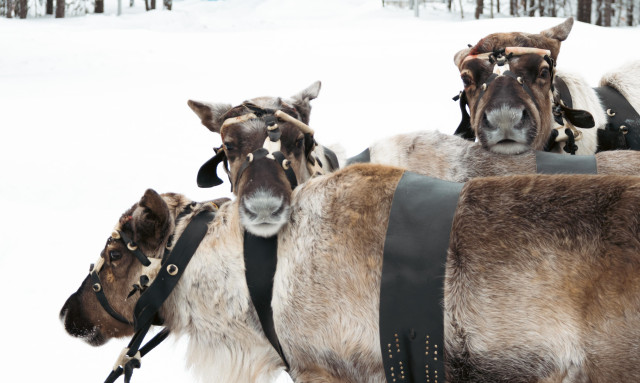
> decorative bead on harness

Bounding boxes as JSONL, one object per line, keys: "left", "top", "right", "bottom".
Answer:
{"left": 454, "top": 46, "right": 595, "bottom": 155}
{"left": 201, "top": 101, "right": 327, "bottom": 192}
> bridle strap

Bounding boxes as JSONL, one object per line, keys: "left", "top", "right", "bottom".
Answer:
{"left": 100, "top": 208, "right": 216, "bottom": 383}
{"left": 90, "top": 270, "right": 133, "bottom": 325}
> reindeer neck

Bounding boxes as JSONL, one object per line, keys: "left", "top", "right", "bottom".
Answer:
{"left": 161, "top": 200, "right": 285, "bottom": 382}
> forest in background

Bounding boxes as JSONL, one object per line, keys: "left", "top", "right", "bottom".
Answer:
{"left": 1, "top": 0, "right": 636, "bottom": 26}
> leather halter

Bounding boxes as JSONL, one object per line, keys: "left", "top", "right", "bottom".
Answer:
{"left": 91, "top": 203, "right": 217, "bottom": 383}
{"left": 197, "top": 101, "right": 328, "bottom": 191}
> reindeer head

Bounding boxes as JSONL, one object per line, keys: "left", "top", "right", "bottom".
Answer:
{"left": 59, "top": 190, "right": 206, "bottom": 346}
{"left": 188, "top": 82, "right": 322, "bottom": 238}
{"left": 453, "top": 18, "right": 574, "bottom": 154}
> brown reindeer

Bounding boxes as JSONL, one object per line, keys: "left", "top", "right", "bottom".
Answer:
{"left": 188, "top": 81, "right": 338, "bottom": 238}
{"left": 274, "top": 164, "right": 640, "bottom": 382}
{"left": 59, "top": 191, "right": 287, "bottom": 382}
{"left": 453, "top": 18, "right": 640, "bottom": 155}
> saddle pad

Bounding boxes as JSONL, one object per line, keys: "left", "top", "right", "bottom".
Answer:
{"left": 380, "top": 172, "right": 463, "bottom": 383}
{"left": 535, "top": 151, "right": 597, "bottom": 174}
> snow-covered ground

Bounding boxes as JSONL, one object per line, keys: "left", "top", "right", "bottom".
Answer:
{"left": 1, "top": 1, "right": 638, "bottom": 381}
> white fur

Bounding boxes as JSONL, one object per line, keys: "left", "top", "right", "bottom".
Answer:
{"left": 160, "top": 201, "right": 285, "bottom": 382}
{"left": 599, "top": 60, "right": 640, "bottom": 114}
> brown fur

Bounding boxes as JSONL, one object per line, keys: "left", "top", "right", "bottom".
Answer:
{"left": 275, "top": 164, "right": 640, "bottom": 382}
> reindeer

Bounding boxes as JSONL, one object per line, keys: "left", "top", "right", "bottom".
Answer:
{"left": 453, "top": 17, "right": 640, "bottom": 155}
{"left": 59, "top": 191, "right": 288, "bottom": 382}
{"left": 348, "top": 129, "right": 640, "bottom": 181}
{"left": 187, "top": 81, "right": 339, "bottom": 238}
{"left": 274, "top": 164, "right": 640, "bottom": 382}
{"left": 60, "top": 165, "right": 640, "bottom": 382}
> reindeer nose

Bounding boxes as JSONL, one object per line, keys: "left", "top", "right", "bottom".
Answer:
{"left": 483, "top": 106, "right": 527, "bottom": 132}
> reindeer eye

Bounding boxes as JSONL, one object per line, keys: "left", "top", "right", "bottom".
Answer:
{"left": 109, "top": 250, "right": 122, "bottom": 261}
{"left": 539, "top": 67, "right": 550, "bottom": 80}
{"left": 295, "top": 138, "right": 304, "bottom": 148}
{"left": 461, "top": 74, "right": 473, "bottom": 88}
{"left": 223, "top": 142, "right": 235, "bottom": 151}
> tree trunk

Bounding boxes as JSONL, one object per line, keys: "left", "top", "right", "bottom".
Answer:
{"left": 550, "top": 0, "right": 556, "bottom": 16}
{"left": 95, "top": 0, "right": 103, "bottom": 13}
{"left": 497, "top": 0, "right": 500, "bottom": 13}
{"left": 528, "top": 0, "right": 536, "bottom": 16}
{"left": 627, "top": 0, "right": 634, "bottom": 26}
{"left": 448, "top": 0, "right": 452, "bottom": 11}
{"left": 6, "top": 0, "right": 13, "bottom": 17}
{"left": 603, "top": 0, "right": 612, "bottom": 25}
{"left": 46, "top": 0, "right": 53, "bottom": 14}
{"left": 151, "top": 0, "right": 155, "bottom": 9}
{"left": 16, "top": 0, "right": 26, "bottom": 18}
{"left": 55, "top": 0, "right": 64, "bottom": 17}
{"left": 577, "top": 0, "right": 592, "bottom": 22}
{"left": 164, "top": 0, "right": 171, "bottom": 10}
{"left": 539, "top": 0, "right": 545, "bottom": 15}
{"left": 475, "top": 0, "right": 484, "bottom": 18}
{"left": 490, "top": 0, "right": 494, "bottom": 17}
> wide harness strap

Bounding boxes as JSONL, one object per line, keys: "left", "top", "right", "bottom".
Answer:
{"left": 243, "top": 231, "right": 289, "bottom": 369}
{"left": 380, "top": 172, "right": 463, "bottom": 383}
{"left": 535, "top": 150, "right": 597, "bottom": 174}
{"left": 95, "top": 207, "right": 216, "bottom": 383}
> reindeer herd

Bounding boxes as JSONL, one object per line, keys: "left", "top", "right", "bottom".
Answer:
{"left": 60, "top": 18, "right": 640, "bottom": 383}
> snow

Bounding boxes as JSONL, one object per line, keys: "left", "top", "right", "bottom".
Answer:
{"left": 0, "top": 1, "right": 638, "bottom": 381}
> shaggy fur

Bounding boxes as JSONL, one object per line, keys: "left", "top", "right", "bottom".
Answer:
{"left": 365, "top": 130, "right": 640, "bottom": 181}
{"left": 275, "top": 164, "right": 640, "bottom": 382}
{"left": 599, "top": 60, "right": 640, "bottom": 114}
{"left": 60, "top": 192, "right": 285, "bottom": 383}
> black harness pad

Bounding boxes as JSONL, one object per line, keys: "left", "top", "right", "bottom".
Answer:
{"left": 535, "top": 151, "right": 597, "bottom": 174}
{"left": 345, "top": 148, "right": 371, "bottom": 165}
{"left": 380, "top": 172, "right": 463, "bottom": 382}
{"left": 595, "top": 85, "right": 640, "bottom": 151}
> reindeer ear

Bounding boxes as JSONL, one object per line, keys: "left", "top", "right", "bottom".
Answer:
{"left": 454, "top": 47, "right": 472, "bottom": 69}
{"left": 290, "top": 81, "right": 321, "bottom": 124}
{"left": 187, "top": 100, "right": 233, "bottom": 134}
{"left": 541, "top": 17, "right": 573, "bottom": 42}
{"left": 132, "top": 189, "right": 173, "bottom": 251}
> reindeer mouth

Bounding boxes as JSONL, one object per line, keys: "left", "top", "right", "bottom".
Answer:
{"left": 240, "top": 190, "right": 291, "bottom": 238}
{"left": 497, "top": 139, "right": 517, "bottom": 144}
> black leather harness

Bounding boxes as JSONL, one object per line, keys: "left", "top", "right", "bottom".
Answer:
{"left": 94, "top": 208, "right": 216, "bottom": 383}
{"left": 595, "top": 85, "right": 640, "bottom": 151}
{"left": 380, "top": 172, "right": 463, "bottom": 383}
{"left": 243, "top": 231, "right": 289, "bottom": 369}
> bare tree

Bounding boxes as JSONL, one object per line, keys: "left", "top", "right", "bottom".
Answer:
{"left": 475, "top": 0, "right": 484, "bottom": 18}
{"left": 55, "top": 0, "right": 64, "bottom": 17}
{"left": 6, "top": 0, "right": 12, "bottom": 17}
{"left": 577, "top": 0, "right": 592, "bottom": 22}
{"left": 15, "top": 0, "right": 26, "bottom": 18}
{"left": 95, "top": 0, "right": 103, "bottom": 13}
{"left": 627, "top": 0, "right": 634, "bottom": 25}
